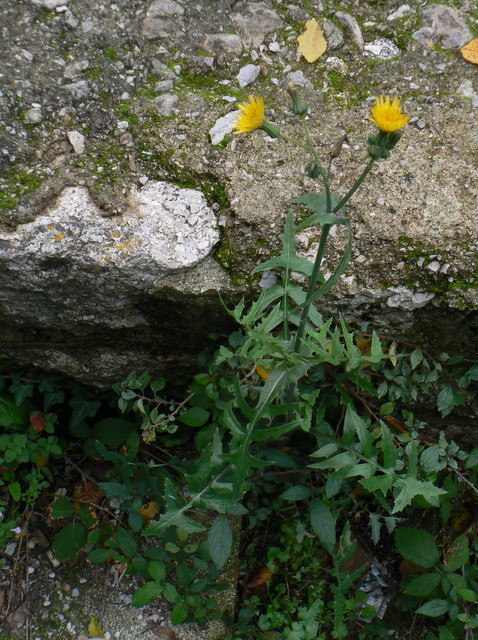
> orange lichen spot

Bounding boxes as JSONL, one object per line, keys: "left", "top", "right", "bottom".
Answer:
{"left": 111, "top": 231, "right": 121, "bottom": 238}
{"left": 54, "top": 233, "right": 65, "bottom": 241}
{"left": 115, "top": 237, "right": 133, "bottom": 251}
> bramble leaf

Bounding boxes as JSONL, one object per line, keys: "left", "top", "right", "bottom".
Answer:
{"left": 395, "top": 528, "right": 439, "bottom": 568}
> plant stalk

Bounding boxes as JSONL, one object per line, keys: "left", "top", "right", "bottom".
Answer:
{"left": 332, "top": 158, "right": 375, "bottom": 213}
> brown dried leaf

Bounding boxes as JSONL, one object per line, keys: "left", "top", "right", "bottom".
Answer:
{"left": 146, "top": 622, "right": 176, "bottom": 639}
{"left": 245, "top": 566, "right": 273, "bottom": 590}
{"left": 30, "top": 411, "right": 46, "bottom": 432}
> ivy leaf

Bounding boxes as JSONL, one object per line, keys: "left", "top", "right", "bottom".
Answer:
{"left": 437, "top": 386, "right": 454, "bottom": 417}
{"left": 132, "top": 581, "right": 163, "bottom": 607}
{"left": 91, "top": 418, "right": 136, "bottom": 446}
{"left": 465, "top": 447, "right": 478, "bottom": 470}
{"left": 177, "top": 407, "right": 210, "bottom": 428}
{"left": 171, "top": 601, "right": 188, "bottom": 625}
{"left": 0, "top": 394, "right": 27, "bottom": 427}
{"left": 415, "top": 599, "right": 449, "bottom": 617}
{"left": 444, "top": 535, "right": 469, "bottom": 572}
{"left": 52, "top": 522, "right": 86, "bottom": 560}
{"left": 207, "top": 515, "right": 233, "bottom": 569}
{"left": 280, "top": 486, "right": 312, "bottom": 501}
{"left": 98, "top": 481, "right": 134, "bottom": 501}
{"left": 50, "top": 497, "right": 75, "bottom": 519}
{"left": 403, "top": 572, "right": 441, "bottom": 597}
{"left": 310, "top": 498, "right": 336, "bottom": 553}
{"left": 395, "top": 528, "right": 439, "bottom": 568}
{"left": 117, "top": 526, "right": 137, "bottom": 558}
{"left": 70, "top": 397, "right": 101, "bottom": 428}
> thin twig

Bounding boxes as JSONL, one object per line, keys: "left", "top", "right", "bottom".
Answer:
{"left": 449, "top": 466, "right": 478, "bottom": 496}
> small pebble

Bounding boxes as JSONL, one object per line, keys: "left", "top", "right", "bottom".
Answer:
{"left": 71, "top": 587, "right": 80, "bottom": 597}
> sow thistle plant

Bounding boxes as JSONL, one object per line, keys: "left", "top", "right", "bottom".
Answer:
{"left": 89, "top": 90, "right": 478, "bottom": 636}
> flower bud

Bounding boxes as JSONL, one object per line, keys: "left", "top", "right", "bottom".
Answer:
{"left": 304, "top": 160, "right": 321, "bottom": 179}
{"left": 367, "top": 130, "right": 402, "bottom": 160}
{"left": 287, "top": 85, "right": 308, "bottom": 116}
{"left": 260, "top": 121, "right": 281, "bottom": 139}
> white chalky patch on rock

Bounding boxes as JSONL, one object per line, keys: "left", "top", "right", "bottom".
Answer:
{"left": 2, "top": 182, "right": 219, "bottom": 281}
{"left": 386, "top": 287, "right": 435, "bottom": 310}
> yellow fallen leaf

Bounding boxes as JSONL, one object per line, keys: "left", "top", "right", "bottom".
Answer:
{"left": 298, "top": 19, "right": 327, "bottom": 63}
{"left": 461, "top": 38, "right": 478, "bottom": 65}
{"left": 256, "top": 364, "right": 271, "bottom": 380}
{"left": 139, "top": 501, "right": 160, "bottom": 521}
{"left": 88, "top": 617, "right": 105, "bottom": 638}
{"left": 388, "top": 341, "right": 397, "bottom": 367}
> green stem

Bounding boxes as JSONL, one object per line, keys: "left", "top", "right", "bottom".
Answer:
{"left": 332, "top": 158, "right": 375, "bottom": 213}
{"left": 302, "top": 120, "right": 331, "bottom": 210}
{"left": 293, "top": 223, "right": 331, "bottom": 353}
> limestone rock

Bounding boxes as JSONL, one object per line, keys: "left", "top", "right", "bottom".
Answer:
{"left": 237, "top": 64, "right": 260, "bottom": 88}
{"left": 203, "top": 33, "right": 242, "bottom": 55}
{"left": 143, "top": 0, "right": 185, "bottom": 38}
{"left": 413, "top": 4, "right": 473, "bottom": 50}
{"left": 231, "top": 2, "right": 282, "bottom": 48}
{"left": 0, "top": 183, "right": 226, "bottom": 384}
{"left": 334, "top": 12, "right": 364, "bottom": 52}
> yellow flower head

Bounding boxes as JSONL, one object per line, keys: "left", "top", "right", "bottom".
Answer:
{"left": 369, "top": 96, "right": 409, "bottom": 133}
{"left": 233, "top": 95, "right": 265, "bottom": 134}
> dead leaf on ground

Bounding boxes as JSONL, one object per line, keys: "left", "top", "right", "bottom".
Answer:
{"left": 30, "top": 411, "right": 47, "bottom": 432}
{"left": 139, "top": 501, "right": 160, "bottom": 521}
{"left": 146, "top": 621, "right": 176, "bottom": 639}
{"left": 461, "top": 39, "right": 478, "bottom": 65}
{"left": 245, "top": 566, "right": 273, "bottom": 590}
{"left": 28, "top": 529, "right": 49, "bottom": 549}
{"left": 297, "top": 19, "right": 327, "bottom": 63}
{"left": 452, "top": 502, "right": 477, "bottom": 534}
{"left": 72, "top": 480, "right": 104, "bottom": 512}
{"left": 88, "top": 616, "right": 105, "bottom": 638}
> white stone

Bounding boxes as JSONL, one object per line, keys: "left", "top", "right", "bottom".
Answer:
{"left": 29, "top": 0, "right": 69, "bottom": 8}
{"left": 287, "top": 70, "right": 313, "bottom": 89}
{"left": 62, "top": 80, "right": 89, "bottom": 99}
{"left": 457, "top": 80, "right": 478, "bottom": 108}
{"left": 24, "top": 107, "right": 43, "bottom": 124}
{"left": 363, "top": 38, "right": 401, "bottom": 60}
{"left": 67, "top": 131, "right": 85, "bottom": 154}
{"left": 209, "top": 111, "right": 240, "bottom": 145}
{"left": 64, "top": 60, "right": 89, "bottom": 79}
{"left": 427, "top": 260, "right": 441, "bottom": 273}
{"left": 236, "top": 64, "right": 260, "bottom": 88}
{"left": 387, "top": 5, "right": 411, "bottom": 21}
